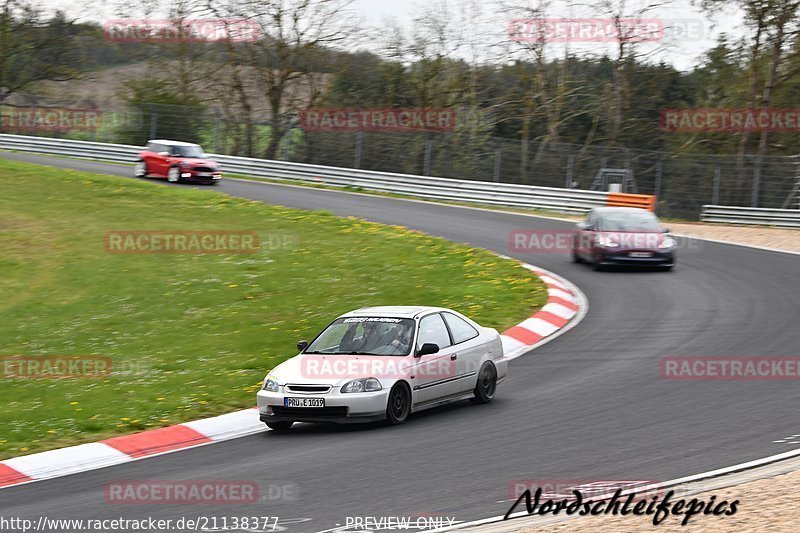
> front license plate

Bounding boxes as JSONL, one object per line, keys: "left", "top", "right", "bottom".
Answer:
{"left": 284, "top": 397, "right": 324, "bottom": 408}
{"left": 629, "top": 252, "right": 654, "bottom": 258}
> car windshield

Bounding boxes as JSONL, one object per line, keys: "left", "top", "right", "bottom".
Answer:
{"left": 598, "top": 212, "right": 661, "bottom": 232}
{"left": 305, "top": 317, "right": 416, "bottom": 356}
{"left": 172, "top": 145, "right": 205, "bottom": 158}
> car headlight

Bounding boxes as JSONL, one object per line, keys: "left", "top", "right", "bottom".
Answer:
{"left": 341, "top": 378, "right": 382, "bottom": 393}
{"left": 658, "top": 237, "right": 676, "bottom": 249}
{"left": 262, "top": 376, "right": 280, "bottom": 392}
{"left": 595, "top": 235, "right": 619, "bottom": 247}
{"left": 178, "top": 161, "right": 190, "bottom": 168}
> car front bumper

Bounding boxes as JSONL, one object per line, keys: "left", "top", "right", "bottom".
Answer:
{"left": 181, "top": 171, "right": 222, "bottom": 182}
{"left": 597, "top": 248, "right": 675, "bottom": 266}
{"left": 257, "top": 388, "right": 389, "bottom": 424}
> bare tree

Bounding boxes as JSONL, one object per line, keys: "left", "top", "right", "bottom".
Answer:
{"left": 700, "top": 0, "right": 800, "bottom": 203}
{"left": 501, "top": 0, "right": 590, "bottom": 180}
{"left": 208, "top": 0, "right": 359, "bottom": 159}
{"left": 592, "top": 0, "right": 666, "bottom": 146}
{"left": 0, "top": 0, "right": 87, "bottom": 103}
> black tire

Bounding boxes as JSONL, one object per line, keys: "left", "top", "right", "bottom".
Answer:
{"left": 571, "top": 245, "right": 583, "bottom": 263}
{"left": 471, "top": 362, "right": 497, "bottom": 404}
{"left": 385, "top": 383, "right": 411, "bottom": 425}
{"left": 265, "top": 421, "right": 293, "bottom": 432}
{"left": 592, "top": 251, "right": 605, "bottom": 271}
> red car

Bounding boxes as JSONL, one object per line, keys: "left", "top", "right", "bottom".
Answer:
{"left": 134, "top": 140, "right": 222, "bottom": 184}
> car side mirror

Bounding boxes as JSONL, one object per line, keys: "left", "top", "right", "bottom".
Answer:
{"left": 416, "top": 343, "right": 439, "bottom": 357}
{"left": 297, "top": 340, "right": 308, "bottom": 352}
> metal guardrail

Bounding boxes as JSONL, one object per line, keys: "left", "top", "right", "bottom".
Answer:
{"left": 0, "top": 134, "right": 608, "bottom": 213}
{"left": 701, "top": 205, "right": 800, "bottom": 228}
{"left": 4, "top": 134, "right": 799, "bottom": 225}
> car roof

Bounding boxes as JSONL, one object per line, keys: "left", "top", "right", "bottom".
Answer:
{"left": 340, "top": 306, "right": 448, "bottom": 319}
{"left": 592, "top": 207, "right": 657, "bottom": 216}
{"left": 146, "top": 140, "right": 201, "bottom": 147}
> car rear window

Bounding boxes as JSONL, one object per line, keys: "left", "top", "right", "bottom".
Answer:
{"left": 443, "top": 312, "right": 479, "bottom": 344}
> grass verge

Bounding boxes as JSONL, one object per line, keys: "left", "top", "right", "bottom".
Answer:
{"left": 0, "top": 158, "right": 547, "bottom": 459}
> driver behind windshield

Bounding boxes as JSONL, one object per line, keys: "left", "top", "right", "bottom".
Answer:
{"left": 309, "top": 318, "right": 415, "bottom": 355}
{"left": 347, "top": 321, "right": 413, "bottom": 355}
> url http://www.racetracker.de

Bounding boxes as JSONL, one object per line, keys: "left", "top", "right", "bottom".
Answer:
{"left": 0, "top": 515, "right": 282, "bottom": 532}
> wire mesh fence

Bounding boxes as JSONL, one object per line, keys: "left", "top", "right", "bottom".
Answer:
{"left": 2, "top": 100, "right": 798, "bottom": 220}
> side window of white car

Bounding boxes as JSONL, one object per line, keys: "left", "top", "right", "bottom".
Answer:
{"left": 417, "top": 314, "right": 452, "bottom": 351}
{"left": 443, "top": 312, "right": 479, "bottom": 344}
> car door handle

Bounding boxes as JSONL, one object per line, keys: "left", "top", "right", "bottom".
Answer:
{"left": 450, "top": 353, "right": 457, "bottom": 360}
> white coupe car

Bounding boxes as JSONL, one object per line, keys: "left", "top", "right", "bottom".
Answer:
{"left": 257, "top": 306, "right": 507, "bottom": 430}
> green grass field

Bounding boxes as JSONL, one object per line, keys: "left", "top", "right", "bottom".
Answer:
{"left": 0, "top": 159, "right": 547, "bottom": 459}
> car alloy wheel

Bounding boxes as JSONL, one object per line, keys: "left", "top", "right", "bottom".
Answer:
{"left": 167, "top": 167, "right": 180, "bottom": 183}
{"left": 471, "top": 362, "right": 496, "bottom": 404}
{"left": 386, "top": 383, "right": 410, "bottom": 425}
{"left": 134, "top": 160, "right": 147, "bottom": 178}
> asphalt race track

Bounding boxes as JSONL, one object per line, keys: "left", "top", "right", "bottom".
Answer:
{"left": 2, "top": 151, "right": 800, "bottom": 531}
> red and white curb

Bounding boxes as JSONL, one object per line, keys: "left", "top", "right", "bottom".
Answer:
{"left": 0, "top": 409, "right": 264, "bottom": 488}
{"left": 0, "top": 263, "right": 586, "bottom": 490}
{"left": 499, "top": 261, "right": 588, "bottom": 362}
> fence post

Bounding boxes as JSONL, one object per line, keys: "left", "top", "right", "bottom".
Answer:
{"left": 565, "top": 154, "right": 574, "bottom": 188}
{"left": 751, "top": 156, "right": 761, "bottom": 207}
{"left": 654, "top": 156, "right": 663, "bottom": 212}
{"left": 149, "top": 107, "right": 158, "bottom": 140}
{"left": 354, "top": 130, "right": 363, "bottom": 169}
{"left": 423, "top": 132, "right": 432, "bottom": 176}
{"left": 712, "top": 163, "right": 721, "bottom": 205}
{"left": 781, "top": 156, "right": 800, "bottom": 208}
{"left": 213, "top": 111, "right": 221, "bottom": 154}
{"left": 283, "top": 124, "right": 292, "bottom": 161}
{"left": 494, "top": 148, "right": 502, "bottom": 182}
